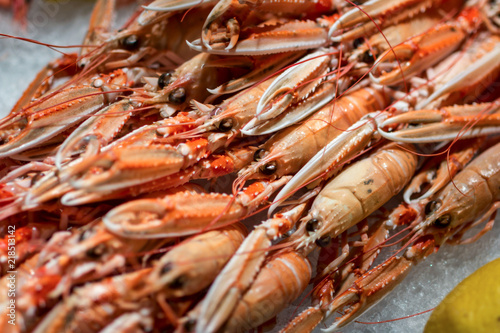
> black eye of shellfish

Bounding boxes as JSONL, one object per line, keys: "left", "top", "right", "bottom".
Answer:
{"left": 160, "top": 262, "right": 173, "bottom": 275}
{"left": 168, "top": 87, "right": 186, "bottom": 104}
{"left": 306, "top": 218, "right": 320, "bottom": 233}
{"left": 434, "top": 214, "right": 451, "bottom": 228}
{"left": 260, "top": 161, "right": 277, "bottom": 175}
{"left": 362, "top": 50, "right": 375, "bottom": 63}
{"left": 315, "top": 236, "right": 331, "bottom": 248}
{"left": 121, "top": 34, "right": 140, "bottom": 50}
{"left": 216, "top": 118, "right": 234, "bottom": 132}
{"left": 86, "top": 244, "right": 106, "bottom": 259}
{"left": 425, "top": 200, "right": 441, "bottom": 216}
{"left": 168, "top": 275, "right": 186, "bottom": 289}
{"left": 253, "top": 148, "right": 266, "bottom": 162}
{"left": 158, "top": 71, "right": 174, "bottom": 90}
{"left": 353, "top": 37, "right": 364, "bottom": 49}
{"left": 183, "top": 319, "right": 196, "bottom": 332}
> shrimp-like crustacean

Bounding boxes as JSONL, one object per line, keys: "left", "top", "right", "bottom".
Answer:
{"left": 235, "top": 86, "right": 391, "bottom": 189}
{"left": 189, "top": 143, "right": 418, "bottom": 333}
{"left": 28, "top": 223, "right": 248, "bottom": 333}
{"left": 289, "top": 140, "right": 500, "bottom": 333}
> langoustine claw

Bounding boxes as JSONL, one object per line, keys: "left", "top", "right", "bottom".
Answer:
{"left": 369, "top": 6, "right": 484, "bottom": 86}
{"left": 199, "top": 0, "right": 337, "bottom": 51}
{"left": 103, "top": 177, "right": 290, "bottom": 238}
{"left": 0, "top": 68, "right": 142, "bottom": 159}
{"left": 329, "top": 0, "right": 463, "bottom": 42}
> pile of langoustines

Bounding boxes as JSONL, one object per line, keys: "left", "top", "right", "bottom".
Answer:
{"left": 1, "top": 0, "right": 499, "bottom": 332}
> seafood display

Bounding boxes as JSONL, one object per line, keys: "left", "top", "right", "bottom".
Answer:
{"left": 1, "top": 0, "right": 500, "bottom": 332}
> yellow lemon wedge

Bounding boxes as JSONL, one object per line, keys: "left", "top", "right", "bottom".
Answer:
{"left": 424, "top": 257, "right": 500, "bottom": 333}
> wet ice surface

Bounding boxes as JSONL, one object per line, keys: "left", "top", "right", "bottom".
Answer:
{"left": 0, "top": 1, "right": 499, "bottom": 332}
